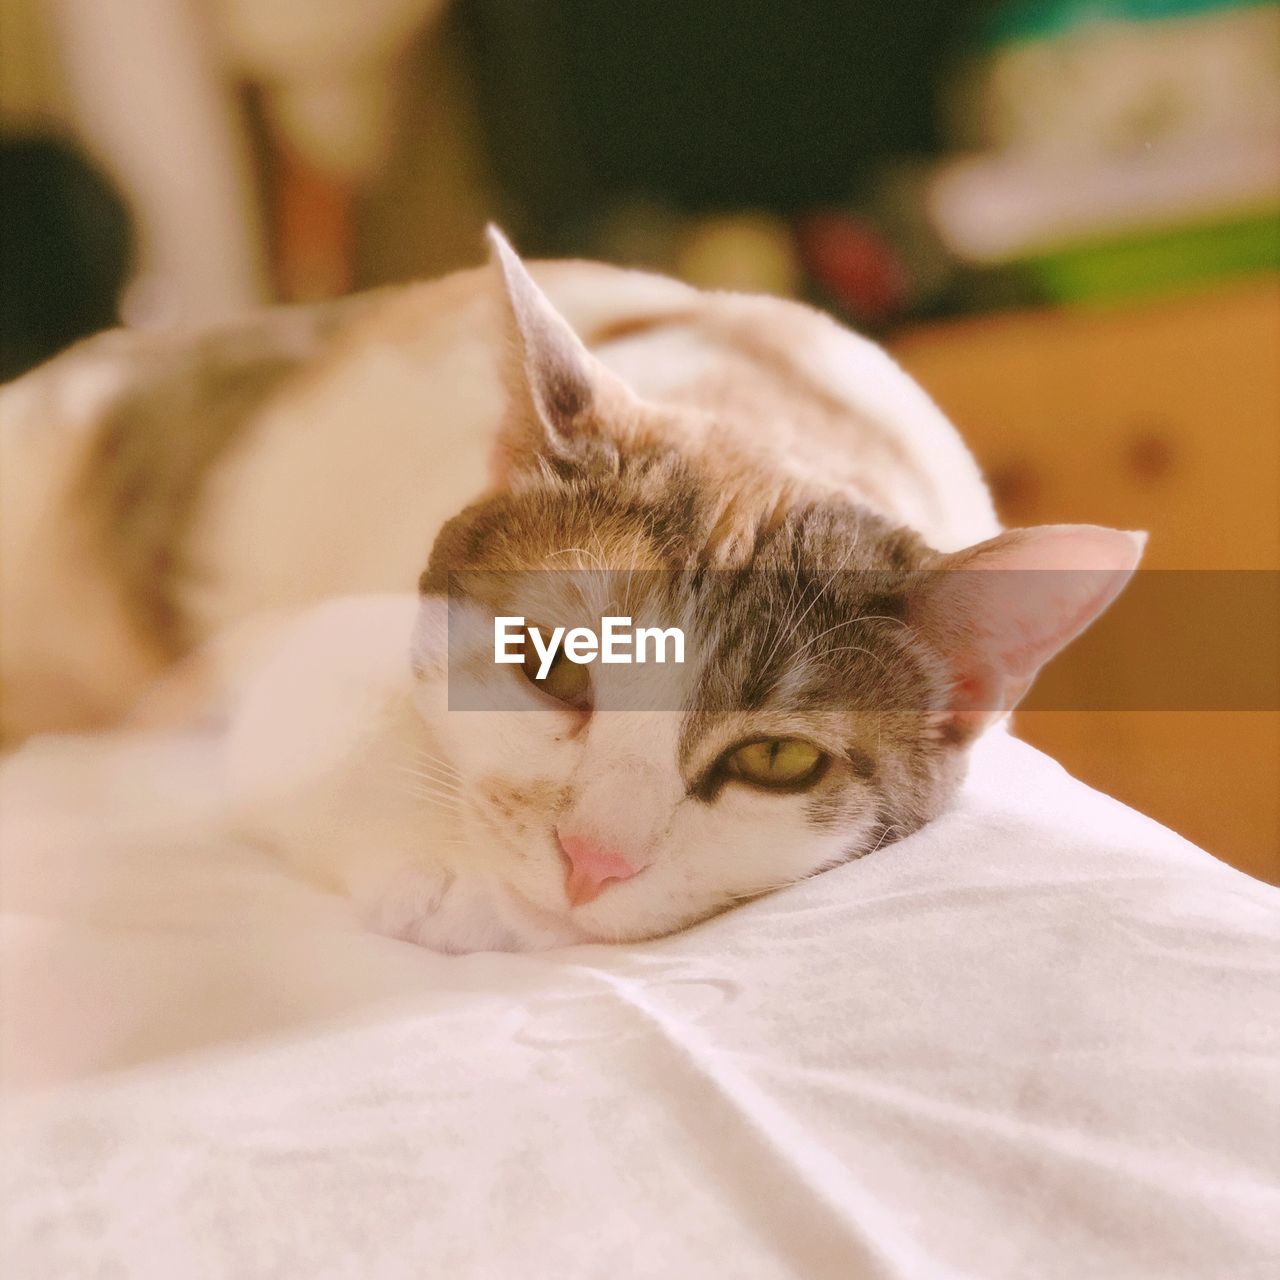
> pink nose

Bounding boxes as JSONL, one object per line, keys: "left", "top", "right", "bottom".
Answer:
{"left": 557, "top": 832, "right": 639, "bottom": 907}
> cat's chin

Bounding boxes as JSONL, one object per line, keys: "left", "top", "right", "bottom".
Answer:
{"left": 364, "top": 864, "right": 589, "bottom": 954}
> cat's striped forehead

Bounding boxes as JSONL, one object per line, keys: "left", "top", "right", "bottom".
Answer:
{"left": 424, "top": 433, "right": 931, "bottom": 579}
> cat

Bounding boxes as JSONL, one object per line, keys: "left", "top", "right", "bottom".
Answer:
{"left": 0, "top": 228, "right": 1143, "bottom": 950}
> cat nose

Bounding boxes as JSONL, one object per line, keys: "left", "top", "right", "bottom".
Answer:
{"left": 556, "top": 831, "right": 640, "bottom": 907}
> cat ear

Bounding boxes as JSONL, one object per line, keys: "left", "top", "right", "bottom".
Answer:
{"left": 486, "top": 225, "right": 636, "bottom": 479}
{"left": 910, "top": 524, "right": 1146, "bottom": 743}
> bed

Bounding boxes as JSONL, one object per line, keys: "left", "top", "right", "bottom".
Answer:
{"left": 2, "top": 725, "right": 1277, "bottom": 1278}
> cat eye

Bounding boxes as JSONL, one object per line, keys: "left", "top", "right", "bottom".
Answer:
{"left": 724, "top": 738, "right": 826, "bottom": 791}
{"left": 521, "top": 636, "right": 592, "bottom": 709}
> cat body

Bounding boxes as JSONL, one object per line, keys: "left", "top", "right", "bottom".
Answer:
{"left": 0, "top": 231, "right": 1141, "bottom": 949}
{"left": 1, "top": 254, "right": 996, "bottom": 739}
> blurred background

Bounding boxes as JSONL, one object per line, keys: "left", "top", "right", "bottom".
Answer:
{"left": 1, "top": 0, "right": 1277, "bottom": 878}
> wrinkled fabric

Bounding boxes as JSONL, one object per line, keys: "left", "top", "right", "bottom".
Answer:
{"left": 2, "top": 728, "right": 1277, "bottom": 1279}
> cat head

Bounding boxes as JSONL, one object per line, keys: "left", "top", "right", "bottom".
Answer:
{"left": 410, "top": 228, "right": 1144, "bottom": 944}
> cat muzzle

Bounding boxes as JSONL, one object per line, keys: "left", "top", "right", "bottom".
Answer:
{"left": 557, "top": 831, "right": 642, "bottom": 907}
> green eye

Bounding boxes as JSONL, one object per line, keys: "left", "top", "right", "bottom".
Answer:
{"left": 726, "top": 738, "right": 826, "bottom": 791}
{"left": 521, "top": 634, "right": 591, "bottom": 709}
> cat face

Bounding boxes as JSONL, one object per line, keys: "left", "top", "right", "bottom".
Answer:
{"left": 408, "top": 229, "right": 1144, "bottom": 944}
{"left": 414, "top": 505, "right": 963, "bottom": 943}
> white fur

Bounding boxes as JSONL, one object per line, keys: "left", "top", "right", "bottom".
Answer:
{"left": 226, "top": 592, "right": 878, "bottom": 950}
{"left": 225, "top": 596, "right": 579, "bottom": 951}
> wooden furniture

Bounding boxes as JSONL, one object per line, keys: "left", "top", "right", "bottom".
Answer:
{"left": 892, "top": 278, "right": 1279, "bottom": 884}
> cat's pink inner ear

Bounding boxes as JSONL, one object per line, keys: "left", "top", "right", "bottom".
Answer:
{"left": 486, "top": 225, "right": 630, "bottom": 481}
{"left": 916, "top": 524, "right": 1146, "bottom": 740}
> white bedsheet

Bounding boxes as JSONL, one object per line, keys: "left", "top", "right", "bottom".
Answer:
{"left": 1, "top": 727, "right": 1277, "bottom": 1279}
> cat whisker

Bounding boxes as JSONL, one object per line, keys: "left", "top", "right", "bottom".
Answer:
{"left": 398, "top": 754, "right": 464, "bottom": 781}
{"left": 864, "top": 823, "right": 907, "bottom": 857}
{"left": 544, "top": 545, "right": 606, "bottom": 572}
{"left": 391, "top": 760, "right": 465, "bottom": 786}
{"left": 754, "top": 565, "right": 802, "bottom": 676}
{"left": 814, "top": 643, "right": 890, "bottom": 673}
{"left": 855, "top": 613, "right": 909, "bottom": 630}
{"left": 792, "top": 541, "right": 859, "bottom": 637}
{"left": 786, "top": 617, "right": 849, "bottom": 658}
{"left": 407, "top": 792, "right": 466, "bottom": 818}
{"left": 387, "top": 772, "right": 467, "bottom": 807}
{"left": 405, "top": 747, "right": 462, "bottom": 774}
{"left": 406, "top": 792, "right": 466, "bottom": 815}
{"left": 759, "top": 541, "right": 859, "bottom": 676}
{"left": 382, "top": 788, "right": 465, "bottom": 826}
{"left": 402, "top": 763, "right": 465, "bottom": 792}
{"left": 726, "top": 879, "right": 801, "bottom": 903}
{"left": 394, "top": 774, "right": 463, "bottom": 800}
{"left": 788, "top": 612, "right": 910, "bottom": 665}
